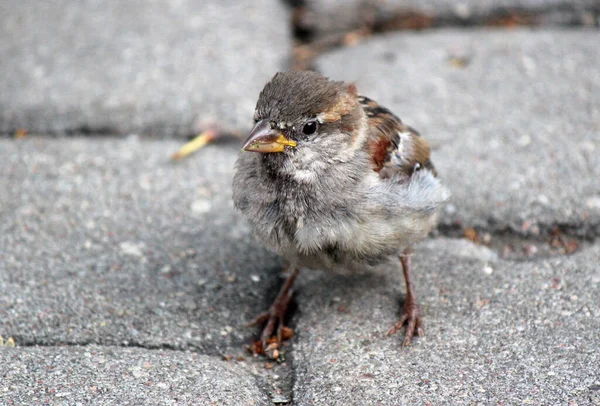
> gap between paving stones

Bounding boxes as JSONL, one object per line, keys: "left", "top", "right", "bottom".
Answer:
{"left": 5, "top": 341, "right": 294, "bottom": 404}
{"left": 6, "top": 314, "right": 273, "bottom": 359}
{"left": 436, "top": 224, "right": 597, "bottom": 261}
{"left": 294, "top": 2, "right": 600, "bottom": 38}
{"left": 7, "top": 338, "right": 188, "bottom": 352}
{"left": 290, "top": 2, "right": 600, "bottom": 69}
{"left": 2, "top": 341, "right": 272, "bottom": 376}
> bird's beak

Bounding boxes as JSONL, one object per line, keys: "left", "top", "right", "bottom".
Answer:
{"left": 242, "top": 119, "right": 296, "bottom": 153}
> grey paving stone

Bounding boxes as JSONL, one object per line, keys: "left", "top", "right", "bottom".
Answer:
{"left": 0, "top": 137, "right": 284, "bottom": 352}
{"left": 0, "top": 346, "right": 271, "bottom": 405}
{"left": 292, "top": 238, "right": 600, "bottom": 405}
{"left": 316, "top": 30, "right": 600, "bottom": 236}
{"left": 303, "top": 0, "right": 599, "bottom": 38}
{"left": 0, "top": 0, "right": 289, "bottom": 136}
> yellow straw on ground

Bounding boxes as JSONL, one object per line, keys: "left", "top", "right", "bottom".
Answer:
{"left": 0, "top": 336, "right": 15, "bottom": 347}
{"left": 171, "top": 129, "right": 216, "bottom": 161}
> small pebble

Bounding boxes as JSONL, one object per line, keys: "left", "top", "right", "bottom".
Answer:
{"left": 191, "top": 199, "right": 212, "bottom": 214}
{"left": 119, "top": 241, "right": 144, "bottom": 257}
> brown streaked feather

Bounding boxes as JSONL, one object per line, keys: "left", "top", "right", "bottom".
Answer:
{"left": 359, "top": 96, "right": 436, "bottom": 178}
{"left": 320, "top": 92, "right": 359, "bottom": 123}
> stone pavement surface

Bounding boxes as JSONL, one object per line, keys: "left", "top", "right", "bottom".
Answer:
{"left": 0, "top": 346, "right": 271, "bottom": 405}
{"left": 293, "top": 239, "right": 600, "bottom": 405}
{"left": 1, "top": 138, "right": 280, "bottom": 351}
{"left": 2, "top": 2, "right": 600, "bottom": 405}
{"left": 1, "top": 138, "right": 290, "bottom": 403}
{"left": 0, "top": 0, "right": 289, "bottom": 136}
{"left": 302, "top": 0, "right": 600, "bottom": 38}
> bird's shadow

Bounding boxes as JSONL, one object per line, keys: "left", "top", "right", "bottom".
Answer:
{"left": 296, "top": 267, "right": 403, "bottom": 317}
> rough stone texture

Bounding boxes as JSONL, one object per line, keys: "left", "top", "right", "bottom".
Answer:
{"left": 0, "top": 346, "right": 271, "bottom": 405}
{"left": 303, "top": 0, "right": 600, "bottom": 38}
{"left": 292, "top": 238, "right": 600, "bottom": 405}
{"left": 2, "top": 23, "right": 600, "bottom": 405}
{"left": 0, "top": 137, "right": 285, "bottom": 352}
{"left": 0, "top": 0, "right": 289, "bottom": 137}
{"left": 317, "top": 30, "right": 600, "bottom": 237}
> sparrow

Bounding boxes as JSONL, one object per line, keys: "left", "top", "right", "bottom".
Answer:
{"left": 233, "top": 70, "right": 449, "bottom": 351}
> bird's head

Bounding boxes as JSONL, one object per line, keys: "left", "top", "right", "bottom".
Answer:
{"left": 242, "top": 71, "right": 367, "bottom": 173}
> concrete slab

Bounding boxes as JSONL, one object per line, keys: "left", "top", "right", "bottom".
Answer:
{"left": 0, "top": 137, "right": 284, "bottom": 353}
{"left": 0, "top": 0, "right": 289, "bottom": 136}
{"left": 292, "top": 238, "right": 600, "bottom": 405}
{"left": 316, "top": 29, "right": 600, "bottom": 237}
{"left": 0, "top": 346, "right": 271, "bottom": 405}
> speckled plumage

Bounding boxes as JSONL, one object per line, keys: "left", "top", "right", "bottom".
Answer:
{"left": 233, "top": 71, "right": 449, "bottom": 274}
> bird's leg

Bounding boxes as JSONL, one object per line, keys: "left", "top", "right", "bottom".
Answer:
{"left": 247, "top": 265, "right": 299, "bottom": 353}
{"left": 387, "top": 247, "right": 424, "bottom": 346}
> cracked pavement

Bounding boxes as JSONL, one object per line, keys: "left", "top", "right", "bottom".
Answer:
{"left": 1, "top": 1, "right": 599, "bottom": 405}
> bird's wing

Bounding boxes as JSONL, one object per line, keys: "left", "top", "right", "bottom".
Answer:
{"left": 359, "top": 95, "right": 436, "bottom": 179}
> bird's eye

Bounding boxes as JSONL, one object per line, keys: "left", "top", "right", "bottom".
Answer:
{"left": 302, "top": 120, "right": 318, "bottom": 135}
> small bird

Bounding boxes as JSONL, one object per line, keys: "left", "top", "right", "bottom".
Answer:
{"left": 233, "top": 70, "right": 449, "bottom": 351}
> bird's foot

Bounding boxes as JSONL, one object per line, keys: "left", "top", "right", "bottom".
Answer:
{"left": 386, "top": 297, "right": 424, "bottom": 347}
{"left": 247, "top": 268, "right": 298, "bottom": 358}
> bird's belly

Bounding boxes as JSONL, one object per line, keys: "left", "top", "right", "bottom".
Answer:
{"left": 289, "top": 214, "right": 411, "bottom": 272}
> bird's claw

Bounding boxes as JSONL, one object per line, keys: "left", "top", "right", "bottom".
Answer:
{"left": 387, "top": 302, "right": 423, "bottom": 347}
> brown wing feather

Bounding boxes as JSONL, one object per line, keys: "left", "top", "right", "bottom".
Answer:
{"left": 359, "top": 95, "right": 436, "bottom": 179}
